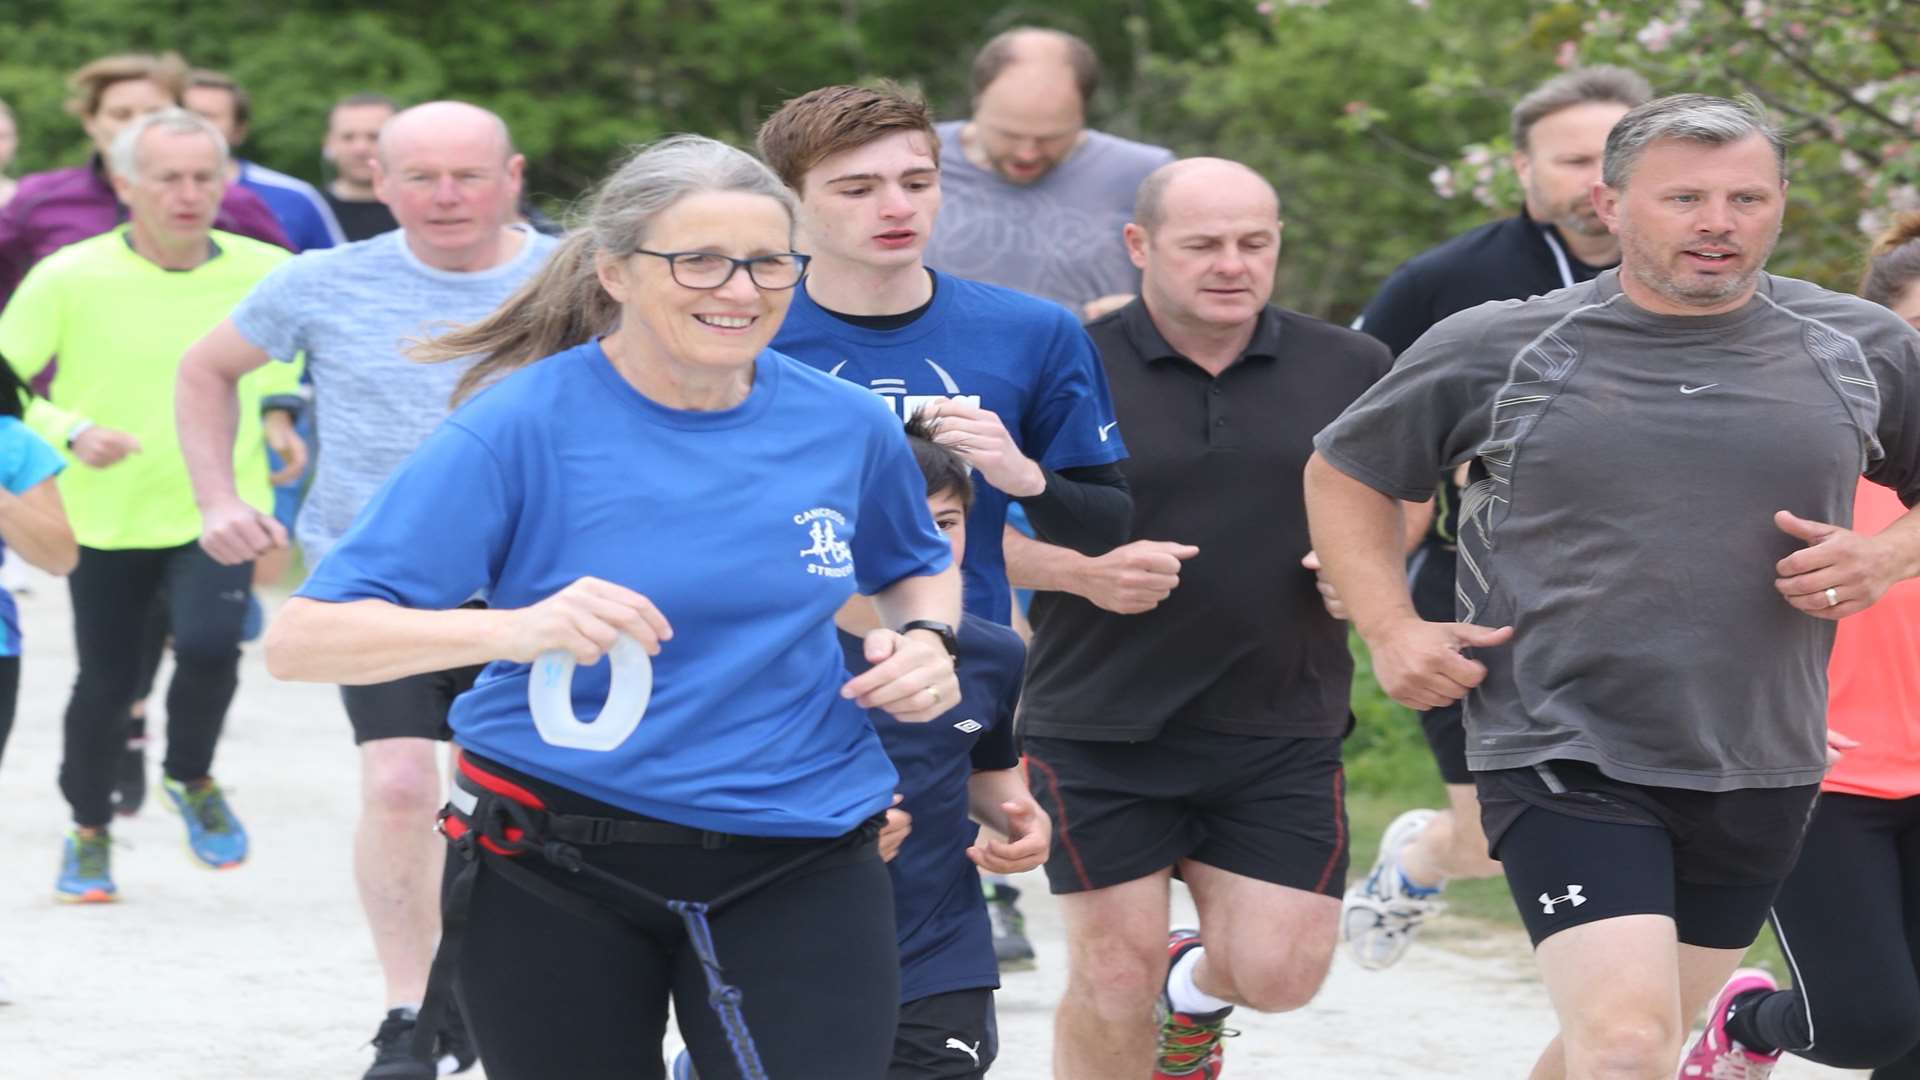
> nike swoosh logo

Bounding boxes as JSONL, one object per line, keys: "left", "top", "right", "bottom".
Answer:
{"left": 1098, "top": 421, "right": 1119, "bottom": 441}
{"left": 1679, "top": 383, "right": 1719, "bottom": 395}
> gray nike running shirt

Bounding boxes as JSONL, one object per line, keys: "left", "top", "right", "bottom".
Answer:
{"left": 1315, "top": 268, "right": 1920, "bottom": 791}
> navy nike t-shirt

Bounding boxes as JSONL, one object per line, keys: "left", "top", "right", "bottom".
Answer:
{"left": 839, "top": 613, "right": 1025, "bottom": 1003}
{"left": 776, "top": 270, "right": 1126, "bottom": 623}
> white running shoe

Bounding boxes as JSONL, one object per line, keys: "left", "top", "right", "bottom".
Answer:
{"left": 1342, "top": 808, "right": 1445, "bottom": 970}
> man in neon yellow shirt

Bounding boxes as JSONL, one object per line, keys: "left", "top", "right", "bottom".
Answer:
{"left": 0, "top": 108, "right": 301, "bottom": 899}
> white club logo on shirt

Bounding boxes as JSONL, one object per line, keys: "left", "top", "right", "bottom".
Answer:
{"left": 795, "top": 507, "right": 854, "bottom": 578}
{"left": 953, "top": 719, "right": 982, "bottom": 734}
{"left": 829, "top": 358, "right": 982, "bottom": 420}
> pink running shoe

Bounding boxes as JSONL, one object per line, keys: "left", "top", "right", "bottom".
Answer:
{"left": 1677, "top": 967, "right": 1782, "bottom": 1079}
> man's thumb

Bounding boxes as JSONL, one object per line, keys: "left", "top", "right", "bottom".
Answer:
{"left": 1455, "top": 623, "right": 1515, "bottom": 648}
{"left": 865, "top": 628, "right": 898, "bottom": 664}
{"left": 1775, "top": 509, "right": 1838, "bottom": 543}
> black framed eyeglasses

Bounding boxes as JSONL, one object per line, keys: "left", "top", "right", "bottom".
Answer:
{"left": 635, "top": 249, "right": 811, "bottom": 291}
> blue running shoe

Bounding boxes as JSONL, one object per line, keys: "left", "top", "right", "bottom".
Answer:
{"left": 55, "top": 830, "right": 117, "bottom": 903}
{"left": 670, "top": 1050, "right": 697, "bottom": 1080}
{"left": 241, "top": 592, "right": 264, "bottom": 644}
{"left": 162, "top": 777, "right": 249, "bottom": 868}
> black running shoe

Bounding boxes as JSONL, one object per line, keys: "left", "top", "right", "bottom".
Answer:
{"left": 436, "top": 996, "right": 479, "bottom": 1074}
{"left": 110, "top": 737, "right": 147, "bottom": 817}
{"left": 364, "top": 1008, "right": 435, "bottom": 1080}
{"left": 986, "top": 881, "right": 1036, "bottom": 971}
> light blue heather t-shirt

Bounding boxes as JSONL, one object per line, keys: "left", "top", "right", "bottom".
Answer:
{"left": 229, "top": 226, "right": 556, "bottom": 561}
{"left": 923, "top": 122, "right": 1173, "bottom": 311}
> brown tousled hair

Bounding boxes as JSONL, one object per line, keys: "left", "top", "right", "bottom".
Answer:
{"left": 755, "top": 82, "right": 938, "bottom": 194}
{"left": 1861, "top": 212, "right": 1920, "bottom": 309}
{"left": 66, "top": 52, "right": 188, "bottom": 120}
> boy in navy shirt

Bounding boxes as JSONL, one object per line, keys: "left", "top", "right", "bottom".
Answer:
{"left": 676, "top": 415, "right": 1048, "bottom": 1080}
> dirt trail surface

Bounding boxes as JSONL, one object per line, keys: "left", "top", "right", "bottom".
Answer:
{"left": 0, "top": 580, "right": 1864, "bottom": 1078}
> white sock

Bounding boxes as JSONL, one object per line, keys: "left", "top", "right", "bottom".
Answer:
{"left": 1166, "top": 945, "right": 1234, "bottom": 1016}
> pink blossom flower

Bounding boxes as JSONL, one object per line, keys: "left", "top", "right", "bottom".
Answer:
{"left": 1429, "top": 165, "right": 1455, "bottom": 198}
{"left": 1555, "top": 40, "right": 1579, "bottom": 68}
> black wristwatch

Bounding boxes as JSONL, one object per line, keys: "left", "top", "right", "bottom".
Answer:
{"left": 900, "top": 619, "right": 960, "bottom": 668}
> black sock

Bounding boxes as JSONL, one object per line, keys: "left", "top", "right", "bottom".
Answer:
{"left": 1723, "top": 988, "right": 1811, "bottom": 1055}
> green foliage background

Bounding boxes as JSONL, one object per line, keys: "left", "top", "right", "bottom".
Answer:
{"left": 1, "top": 4, "right": 1896, "bottom": 951}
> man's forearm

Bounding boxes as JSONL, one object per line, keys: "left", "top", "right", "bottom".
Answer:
{"left": 176, "top": 360, "right": 245, "bottom": 507}
{"left": 1304, "top": 453, "right": 1420, "bottom": 640}
{"left": 1004, "top": 526, "right": 1088, "bottom": 594}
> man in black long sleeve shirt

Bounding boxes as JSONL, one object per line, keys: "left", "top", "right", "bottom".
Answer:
{"left": 1343, "top": 65, "right": 1652, "bottom": 974}
{"left": 1015, "top": 157, "right": 1391, "bottom": 1080}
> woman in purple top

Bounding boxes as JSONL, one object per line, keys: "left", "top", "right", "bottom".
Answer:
{"left": 0, "top": 51, "right": 287, "bottom": 306}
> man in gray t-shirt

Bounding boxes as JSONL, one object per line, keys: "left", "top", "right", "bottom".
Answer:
{"left": 1308, "top": 95, "right": 1920, "bottom": 1078}
{"left": 922, "top": 27, "right": 1173, "bottom": 317}
{"left": 177, "top": 101, "right": 553, "bottom": 1080}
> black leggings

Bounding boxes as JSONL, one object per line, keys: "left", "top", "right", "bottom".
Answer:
{"left": 61, "top": 544, "right": 252, "bottom": 827}
{"left": 454, "top": 764, "right": 901, "bottom": 1080}
{"left": 0, "top": 656, "right": 23, "bottom": 770}
{"left": 1768, "top": 792, "right": 1920, "bottom": 1075}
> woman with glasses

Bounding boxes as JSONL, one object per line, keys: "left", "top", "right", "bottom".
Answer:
{"left": 264, "top": 134, "right": 962, "bottom": 1080}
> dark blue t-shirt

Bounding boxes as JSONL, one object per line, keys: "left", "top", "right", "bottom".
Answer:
{"left": 839, "top": 613, "right": 1025, "bottom": 1003}
{"left": 300, "top": 341, "right": 952, "bottom": 836}
{"left": 775, "top": 270, "right": 1126, "bottom": 623}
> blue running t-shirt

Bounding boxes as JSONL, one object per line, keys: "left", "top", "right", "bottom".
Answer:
{"left": 840, "top": 613, "right": 1024, "bottom": 1003}
{"left": 300, "top": 341, "right": 953, "bottom": 837}
{"left": 774, "top": 270, "right": 1126, "bottom": 623}
{"left": 0, "top": 416, "right": 63, "bottom": 656}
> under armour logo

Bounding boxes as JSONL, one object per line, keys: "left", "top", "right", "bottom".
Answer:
{"left": 945, "top": 1038, "right": 981, "bottom": 1066}
{"left": 1538, "top": 885, "right": 1587, "bottom": 915}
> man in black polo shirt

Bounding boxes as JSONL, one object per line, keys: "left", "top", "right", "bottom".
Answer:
{"left": 1341, "top": 65, "right": 1653, "bottom": 973}
{"left": 1011, "top": 157, "right": 1390, "bottom": 1080}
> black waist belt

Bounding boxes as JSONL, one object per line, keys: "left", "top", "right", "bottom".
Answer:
{"left": 412, "top": 751, "right": 883, "bottom": 1080}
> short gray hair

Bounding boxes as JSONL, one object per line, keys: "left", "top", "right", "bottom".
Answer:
{"left": 1510, "top": 66, "right": 1653, "bottom": 152}
{"left": 1602, "top": 93, "right": 1786, "bottom": 190}
{"left": 108, "top": 106, "right": 228, "bottom": 178}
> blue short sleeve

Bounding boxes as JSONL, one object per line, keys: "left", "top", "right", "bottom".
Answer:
{"left": 298, "top": 419, "right": 516, "bottom": 608}
{"left": 1026, "top": 311, "right": 1128, "bottom": 471}
{"left": 852, "top": 412, "right": 953, "bottom": 596}
{"left": 0, "top": 417, "right": 65, "bottom": 494}
{"left": 229, "top": 257, "right": 314, "bottom": 363}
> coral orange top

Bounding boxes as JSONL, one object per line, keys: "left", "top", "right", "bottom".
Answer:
{"left": 1825, "top": 479, "right": 1920, "bottom": 798}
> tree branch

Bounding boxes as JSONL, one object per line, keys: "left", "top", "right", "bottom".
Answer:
{"left": 1712, "top": 0, "right": 1912, "bottom": 137}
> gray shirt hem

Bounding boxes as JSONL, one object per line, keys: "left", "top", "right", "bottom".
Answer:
{"left": 1467, "top": 743, "right": 1826, "bottom": 793}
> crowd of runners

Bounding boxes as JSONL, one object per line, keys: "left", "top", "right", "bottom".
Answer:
{"left": 0, "top": 25, "right": 1916, "bottom": 1080}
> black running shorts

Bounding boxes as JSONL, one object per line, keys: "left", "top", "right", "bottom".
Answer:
{"left": 1025, "top": 727, "right": 1349, "bottom": 897}
{"left": 1476, "top": 760, "right": 1819, "bottom": 949}
{"left": 340, "top": 663, "right": 485, "bottom": 744}
{"left": 891, "top": 988, "right": 996, "bottom": 1079}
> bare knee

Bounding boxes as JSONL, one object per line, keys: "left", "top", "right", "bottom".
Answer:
{"left": 1066, "top": 938, "right": 1164, "bottom": 1024}
{"left": 360, "top": 742, "right": 442, "bottom": 820}
{"left": 1206, "top": 943, "right": 1334, "bottom": 1013}
{"left": 1567, "top": 1012, "right": 1681, "bottom": 1077}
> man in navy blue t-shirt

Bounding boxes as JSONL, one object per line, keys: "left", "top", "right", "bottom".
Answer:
{"left": 757, "top": 83, "right": 1129, "bottom": 975}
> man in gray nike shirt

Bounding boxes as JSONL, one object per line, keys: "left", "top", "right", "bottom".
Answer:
{"left": 1307, "top": 94, "right": 1920, "bottom": 1079}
